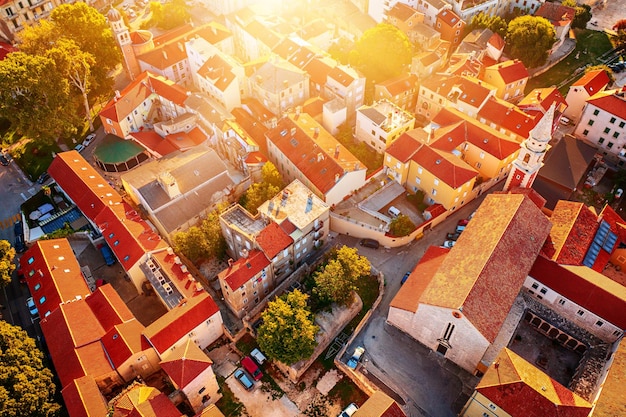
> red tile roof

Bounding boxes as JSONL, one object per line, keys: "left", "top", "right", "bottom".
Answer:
{"left": 61, "top": 375, "right": 108, "bottom": 417}
{"left": 587, "top": 88, "right": 626, "bottom": 121}
{"left": 377, "top": 73, "right": 418, "bottom": 97}
{"left": 303, "top": 57, "right": 335, "bottom": 86}
{"left": 411, "top": 145, "right": 477, "bottom": 188}
{"left": 100, "top": 72, "right": 188, "bottom": 123}
{"left": 432, "top": 107, "right": 521, "bottom": 159}
{"left": 518, "top": 88, "right": 567, "bottom": 114}
{"left": 591, "top": 340, "right": 626, "bottom": 416}
{"left": 418, "top": 194, "right": 551, "bottom": 342}
{"left": 530, "top": 256, "right": 626, "bottom": 330}
{"left": 536, "top": 2, "right": 576, "bottom": 24}
{"left": 160, "top": 339, "right": 212, "bottom": 388}
{"left": 477, "top": 348, "right": 591, "bottom": 417}
{"left": 95, "top": 201, "right": 167, "bottom": 271}
{"left": 256, "top": 222, "right": 293, "bottom": 259}
{"left": 437, "top": 9, "right": 462, "bottom": 27}
{"left": 421, "top": 74, "right": 493, "bottom": 108}
{"left": 328, "top": 66, "right": 356, "bottom": 88}
{"left": 385, "top": 131, "right": 424, "bottom": 162}
{"left": 547, "top": 201, "right": 599, "bottom": 266}
{"left": 478, "top": 96, "right": 537, "bottom": 139}
{"left": 571, "top": 69, "right": 610, "bottom": 96}
{"left": 198, "top": 54, "right": 236, "bottom": 91}
{"left": 130, "top": 392, "right": 183, "bottom": 417}
{"left": 265, "top": 112, "right": 363, "bottom": 194}
{"left": 23, "top": 239, "right": 91, "bottom": 316}
{"left": 164, "top": 126, "right": 206, "bottom": 150}
{"left": 488, "top": 59, "right": 529, "bottom": 84}
{"left": 48, "top": 151, "right": 122, "bottom": 220}
{"left": 488, "top": 32, "right": 505, "bottom": 50}
{"left": 143, "top": 292, "right": 220, "bottom": 355}
{"left": 40, "top": 301, "right": 110, "bottom": 387}
{"left": 138, "top": 41, "right": 187, "bottom": 70}
{"left": 86, "top": 284, "right": 135, "bottom": 330}
{"left": 388, "top": 2, "right": 421, "bottom": 21}
{"left": 101, "top": 320, "right": 146, "bottom": 368}
{"left": 218, "top": 250, "right": 270, "bottom": 290}
{"left": 129, "top": 130, "right": 178, "bottom": 157}
{"left": 0, "top": 41, "right": 17, "bottom": 60}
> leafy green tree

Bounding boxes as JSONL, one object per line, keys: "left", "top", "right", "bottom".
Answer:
{"left": 561, "top": 0, "right": 576, "bottom": 7}
{"left": 314, "top": 246, "right": 370, "bottom": 306}
{"left": 0, "top": 240, "right": 16, "bottom": 288}
{"left": 506, "top": 16, "right": 556, "bottom": 68}
{"left": 173, "top": 210, "right": 226, "bottom": 263}
{"left": 389, "top": 214, "right": 416, "bottom": 237}
{"left": 467, "top": 12, "right": 508, "bottom": 38}
{"left": 612, "top": 20, "right": 626, "bottom": 49}
{"left": 147, "top": 0, "right": 190, "bottom": 30}
{"left": 257, "top": 290, "right": 319, "bottom": 365}
{"left": 572, "top": 4, "right": 592, "bottom": 29}
{"left": 0, "top": 321, "right": 60, "bottom": 416}
{"left": 240, "top": 162, "right": 283, "bottom": 215}
{"left": 351, "top": 23, "right": 412, "bottom": 84}
{"left": 19, "top": 2, "right": 120, "bottom": 99}
{"left": 328, "top": 38, "right": 354, "bottom": 65}
{"left": 0, "top": 52, "right": 76, "bottom": 142}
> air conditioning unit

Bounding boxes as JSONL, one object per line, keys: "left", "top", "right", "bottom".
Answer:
{"left": 181, "top": 265, "right": 188, "bottom": 273}
{"left": 174, "top": 256, "right": 181, "bottom": 264}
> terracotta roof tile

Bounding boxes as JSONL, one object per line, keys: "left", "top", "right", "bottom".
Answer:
{"left": 437, "top": 9, "right": 462, "bottom": 27}
{"left": 143, "top": 292, "right": 221, "bottom": 355}
{"left": 411, "top": 145, "right": 477, "bottom": 188}
{"left": 160, "top": 339, "right": 212, "bottom": 388}
{"left": 421, "top": 194, "right": 551, "bottom": 342}
{"left": 390, "top": 246, "right": 449, "bottom": 313}
{"left": 488, "top": 60, "right": 529, "bottom": 84}
{"left": 536, "top": 3, "right": 576, "bottom": 24}
{"left": 218, "top": 250, "right": 270, "bottom": 290}
{"left": 129, "top": 130, "right": 178, "bottom": 157}
{"left": 61, "top": 376, "right": 108, "bottom": 417}
{"left": 256, "top": 222, "right": 293, "bottom": 259}
{"left": 571, "top": 69, "right": 610, "bottom": 96}
{"left": 587, "top": 88, "right": 626, "bottom": 121}
{"left": 101, "top": 320, "right": 146, "bottom": 369}
{"left": 477, "top": 348, "right": 591, "bottom": 417}
{"left": 385, "top": 131, "right": 424, "bottom": 162}
{"left": 530, "top": 256, "right": 626, "bottom": 329}
{"left": 387, "top": 3, "right": 420, "bottom": 21}
{"left": 591, "top": 340, "right": 626, "bottom": 416}
{"left": 478, "top": 96, "right": 537, "bottom": 139}
{"left": 548, "top": 201, "right": 598, "bottom": 265}
{"left": 265, "top": 112, "right": 363, "bottom": 194}
{"left": 377, "top": 73, "right": 418, "bottom": 97}
{"left": 303, "top": 57, "right": 336, "bottom": 86}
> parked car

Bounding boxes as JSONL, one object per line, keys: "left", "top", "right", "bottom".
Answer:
{"left": 14, "top": 234, "right": 26, "bottom": 253}
{"left": 446, "top": 232, "right": 461, "bottom": 241}
{"left": 0, "top": 154, "right": 10, "bottom": 166}
{"left": 14, "top": 220, "right": 23, "bottom": 237}
{"left": 359, "top": 238, "right": 379, "bottom": 249}
{"left": 443, "top": 240, "right": 456, "bottom": 249}
{"left": 36, "top": 171, "right": 50, "bottom": 184}
{"left": 401, "top": 271, "right": 411, "bottom": 285}
{"left": 241, "top": 356, "right": 263, "bottom": 380}
{"left": 338, "top": 403, "right": 359, "bottom": 417}
{"left": 234, "top": 368, "right": 254, "bottom": 391}
{"left": 83, "top": 133, "right": 96, "bottom": 147}
{"left": 99, "top": 244, "right": 116, "bottom": 266}
{"left": 347, "top": 346, "right": 365, "bottom": 369}
{"left": 559, "top": 116, "right": 571, "bottom": 125}
{"left": 250, "top": 348, "right": 267, "bottom": 365}
{"left": 26, "top": 297, "right": 39, "bottom": 318}
{"left": 74, "top": 143, "right": 85, "bottom": 152}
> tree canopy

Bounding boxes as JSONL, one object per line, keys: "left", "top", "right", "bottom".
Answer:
{"left": 0, "top": 321, "right": 60, "bottom": 417}
{"left": 0, "top": 240, "right": 16, "bottom": 288}
{"left": 146, "top": 0, "right": 190, "bottom": 30}
{"left": 351, "top": 23, "right": 412, "bottom": 84}
{"left": 612, "top": 19, "right": 626, "bottom": 50}
{"left": 571, "top": 4, "right": 592, "bottom": 30}
{"left": 240, "top": 162, "right": 284, "bottom": 215}
{"left": 313, "top": 246, "right": 370, "bottom": 306}
{"left": 257, "top": 290, "right": 319, "bottom": 365}
{"left": 506, "top": 16, "right": 556, "bottom": 68}
{"left": 467, "top": 12, "right": 508, "bottom": 38}
{"left": 173, "top": 209, "right": 226, "bottom": 263}
{"left": 389, "top": 214, "right": 416, "bottom": 237}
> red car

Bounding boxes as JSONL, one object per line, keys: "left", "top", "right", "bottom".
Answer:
{"left": 241, "top": 356, "right": 263, "bottom": 380}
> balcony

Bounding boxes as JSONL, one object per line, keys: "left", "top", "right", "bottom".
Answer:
{"left": 314, "top": 220, "right": 324, "bottom": 231}
{"left": 314, "top": 230, "right": 324, "bottom": 240}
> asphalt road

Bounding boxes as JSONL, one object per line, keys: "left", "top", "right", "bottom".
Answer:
{"left": 337, "top": 193, "right": 493, "bottom": 417}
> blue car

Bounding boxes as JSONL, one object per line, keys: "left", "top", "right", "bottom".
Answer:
{"left": 347, "top": 346, "right": 365, "bottom": 369}
{"left": 234, "top": 368, "right": 254, "bottom": 390}
{"left": 100, "top": 245, "right": 116, "bottom": 266}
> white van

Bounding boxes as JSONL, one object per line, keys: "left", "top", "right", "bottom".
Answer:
{"left": 250, "top": 348, "right": 267, "bottom": 365}
{"left": 388, "top": 206, "right": 401, "bottom": 218}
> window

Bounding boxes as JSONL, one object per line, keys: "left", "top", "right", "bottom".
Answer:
{"left": 27, "top": 257, "right": 35, "bottom": 264}
{"left": 198, "top": 387, "right": 206, "bottom": 394}
{"left": 613, "top": 132, "right": 619, "bottom": 138}
{"left": 614, "top": 330, "right": 622, "bottom": 337}
{"left": 531, "top": 282, "right": 539, "bottom": 289}
{"left": 123, "top": 255, "right": 130, "bottom": 261}
{"left": 34, "top": 283, "right": 41, "bottom": 291}
{"left": 431, "top": 189, "right": 437, "bottom": 196}
{"left": 39, "top": 296, "right": 46, "bottom": 304}
{"left": 604, "top": 127, "right": 611, "bottom": 134}
{"left": 443, "top": 323, "right": 454, "bottom": 340}
{"left": 608, "top": 142, "right": 614, "bottom": 149}
{"left": 540, "top": 287, "right": 547, "bottom": 295}
{"left": 577, "top": 309, "right": 584, "bottom": 316}
{"left": 434, "top": 179, "right": 439, "bottom": 186}
{"left": 620, "top": 121, "right": 625, "bottom": 128}
{"left": 489, "top": 403, "right": 497, "bottom": 411}
{"left": 243, "top": 298, "right": 248, "bottom": 304}
{"left": 610, "top": 117, "right": 616, "bottom": 124}
{"left": 595, "top": 320, "right": 603, "bottom": 327}
{"left": 599, "top": 137, "right": 605, "bottom": 144}
{"left": 593, "top": 109, "right": 599, "bottom": 116}
{"left": 588, "top": 120, "right": 595, "bottom": 126}
{"left": 558, "top": 299, "right": 566, "bottom": 306}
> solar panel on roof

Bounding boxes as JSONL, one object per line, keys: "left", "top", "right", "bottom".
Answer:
{"left": 603, "top": 231, "right": 618, "bottom": 252}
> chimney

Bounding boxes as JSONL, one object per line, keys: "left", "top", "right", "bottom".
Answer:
{"left": 290, "top": 127, "right": 297, "bottom": 136}
{"left": 536, "top": 91, "right": 541, "bottom": 101}
{"left": 313, "top": 127, "right": 319, "bottom": 138}
{"left": 317, "top": 152, "right": 323, "bottom": 162}
{"left": 115, "top": 90, "right": 121, "bottom": 99}
{"left": 162, "top": 50, "right": 168, "bottom": 60}
{"left": 334, "top": 145, "right": 340, "bottom": 158}
{"left": 335, "top": 173, "right": 340, "bottom": 182}
{"left": 228, "top": 258, "right": 234, "bottom": 267}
